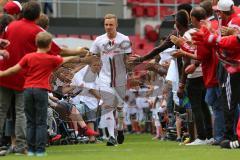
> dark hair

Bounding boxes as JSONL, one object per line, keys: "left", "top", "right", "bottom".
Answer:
{"left": 200, "top": 0, "right": 213, "bottom": 17}
{"left": 22, "top": 1, "right": 40, "bottom": 21}
{"left": 0, "top": 14, "right": 14, "bottom": 34}
{"left": 175, "top": 10, "right": 189, "bottom": 28}
{"left": 177, "top": 3, "right": 192, "bottom": 16}
{"left": 190, "top": 7, "right": 206, "bottom": 21}
{"left": 36, "top": 32, "right": 52, "bottom": 49}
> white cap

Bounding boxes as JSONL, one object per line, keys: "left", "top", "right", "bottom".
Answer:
{"left": 213, "top": 0, "right": 234, "bottom": 11}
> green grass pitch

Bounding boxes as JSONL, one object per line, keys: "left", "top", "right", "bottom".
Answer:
{"left": 1, "top": 134, "right": 239, "bottom": 160}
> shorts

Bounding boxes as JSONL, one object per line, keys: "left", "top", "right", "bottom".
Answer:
{"left": 99, "top": 85, "right": 126, "bottom": 108}
{"left": 55, "top": 101, "right": 73, "bottom": 121}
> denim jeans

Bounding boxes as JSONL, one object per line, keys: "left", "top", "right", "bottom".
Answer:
{"left": 24, "top": 88, "right": 48, "bottom": 152}
{"left": 205, "top": 87, "right": 225, "bottom": 142}
{"left": 0, "top": 86, "right": 26, "bottom": 150}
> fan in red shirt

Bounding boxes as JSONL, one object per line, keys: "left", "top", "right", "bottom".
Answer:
{"left": 0, "top": 31, "right": 87, "bottom": 156}
{"left": 0, "top": 1, "right": 89, "bottom": 154}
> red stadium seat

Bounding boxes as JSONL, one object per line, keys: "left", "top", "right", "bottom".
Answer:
{"left": 68, "top": 34, "right": 79, "bottom": 38}
{"left": 55, "top": 34, "right": 68, "bottom": 38}
{"left": 177, "top": 0, "right": 192, "bottom": 3}
{"left": 79, "top": 34, "right": 91, "bottom": 40}
{"left": 132, "top": 5, "right": 145, "bottom": 17}
{"left": 159, "top": 6, "right": 174, "bottom": 19}
{"left": 162, "top": 0, "right": 175, "bottom": 3}
{"left": 142, "top": 0, "right": 156, "bottom": 3}
{"left": 91, "top": 35, "right": 98, "bottom": 40}
{"left": 145, "top": 6, "right": 157, "bottom": 17}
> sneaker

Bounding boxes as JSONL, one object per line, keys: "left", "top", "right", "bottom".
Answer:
{"left": 36, "top": 152, "right": 47, "bottom": 157}
{"left": 27, "top": 151, "right": 35, "bottom": 157}
{"left": 50, "top": 134, "right": 62, "bottom": 143}
{"left": 220, "top": 140, "right": 240, "bottom": 149}
{"left": 0, "top": 150, "right": 7, "bottom": 156}
{"left": 152, "top": 136, "right": 160, "bottom": 140}
{"left": 14, "top": 147, "right": 27, "bottom": 155}
{"left": 205, "top": 138, "right": 214, "bottom": 144}
{"left": 106, "top": 136, "right": 117, "bottom": 146}
{"left": 160, "top": 137, "right": 166, "bottom": 141}
{"left": 185, "top": 138, "right": 207, "bottom": 146}
{"left": 117, "top": 130, "right": 124, "bottom": 144}
{"left": 84, "top": 128, "right": 99, "bottom": 136}
{"left": 0, "top": 146, "right": 8, "bottom": 151}
{"left": 6, "top": 146, "right": 16, "bottom": 154}
{"left": 176, "top": 137, "right": 181, "bottom": 142}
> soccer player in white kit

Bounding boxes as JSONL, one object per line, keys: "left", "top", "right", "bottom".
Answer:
{"left": 90, "top": 13, "right": 132, "bottom": 146}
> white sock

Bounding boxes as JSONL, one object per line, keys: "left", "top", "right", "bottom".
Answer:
{"left": 105, "top": 111, "right": 115, "bottom": 138}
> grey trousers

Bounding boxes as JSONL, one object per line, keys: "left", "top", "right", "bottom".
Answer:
{"left": 0, "top": 86, "right": 26, "bottom": 149}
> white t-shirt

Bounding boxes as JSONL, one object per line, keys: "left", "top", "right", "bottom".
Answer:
{"left": 71, "top": 65, "right": 98, "bottom": 110}
{"left": 90, "top": 32, "right": 132, "bottom": 87}
{"left": 183, "top": 28, "right": 203, "bottom": 79}
{"left": 136, "top": 97, "right": 149, "bottom": 109}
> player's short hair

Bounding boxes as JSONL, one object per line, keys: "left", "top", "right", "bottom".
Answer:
{"left": 104, "top": 13, "right": 118, "bottom": 22}
{"left": 36, "top": 31, "right": 52, "bottom": 49}
{"left": 191, "top": 7, "right": 206, "bottom": 21}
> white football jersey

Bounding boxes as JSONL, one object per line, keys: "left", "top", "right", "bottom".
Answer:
{"left": 90, "top": 32, "right": 132, "bottom": 87}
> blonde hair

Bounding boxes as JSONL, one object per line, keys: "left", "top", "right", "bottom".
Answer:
{"left": 104, "top": 13, "right": 118, "bottom": 22}
{"left": 35, "top": 31, "right": 52, "bottom": 49}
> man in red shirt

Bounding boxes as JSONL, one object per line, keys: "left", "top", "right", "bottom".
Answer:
{"left": 0, "top": 31, "right": 92, "bottom": 156}
{"left": 0, "top": 1, "right": 89, "bottom": 154}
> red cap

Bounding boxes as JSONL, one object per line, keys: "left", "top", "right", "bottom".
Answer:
{"left": 3, "top": 1, "right": 22, "bottom": 15}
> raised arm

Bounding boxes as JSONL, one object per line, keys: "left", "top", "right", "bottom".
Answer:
{"left": 0, "top": 64, "right": 22, "bottom": 77}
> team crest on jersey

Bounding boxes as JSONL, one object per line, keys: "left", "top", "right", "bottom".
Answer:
{"left": 102, "top": 40, "right": 131, "bottom": 55}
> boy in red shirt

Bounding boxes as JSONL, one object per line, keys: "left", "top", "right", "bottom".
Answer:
{"left": 0, "top": 32, "right": 88, "bottom": 156}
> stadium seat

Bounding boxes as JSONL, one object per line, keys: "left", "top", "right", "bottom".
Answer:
{"left": 55, "top": 34, "right": 68, "bottom": 38}
{"left": 142, "top": 0, "right": 156, "bottom": 3}
{"left": 159, "top": 6, "right": 174, "bottom": 19}
{"left": 177, "top": 0, "right": 192, "bottom": 3}
{"left": 79, "top": 34, "right": 91, "bottom": 40}
{"left": 91, "top": 35, "right": 98, "bottom": 40}
{"left": 68, "top": 34, "right": 79, "bottom": 38}
{"left": 163, "top": 0, "right": 175, "bottom": 3}
{"left": 145, "top": 6, "right": 157, "bottom": 17}
{"left": 132, "top": 5, "right": 145, "bottom": 17}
